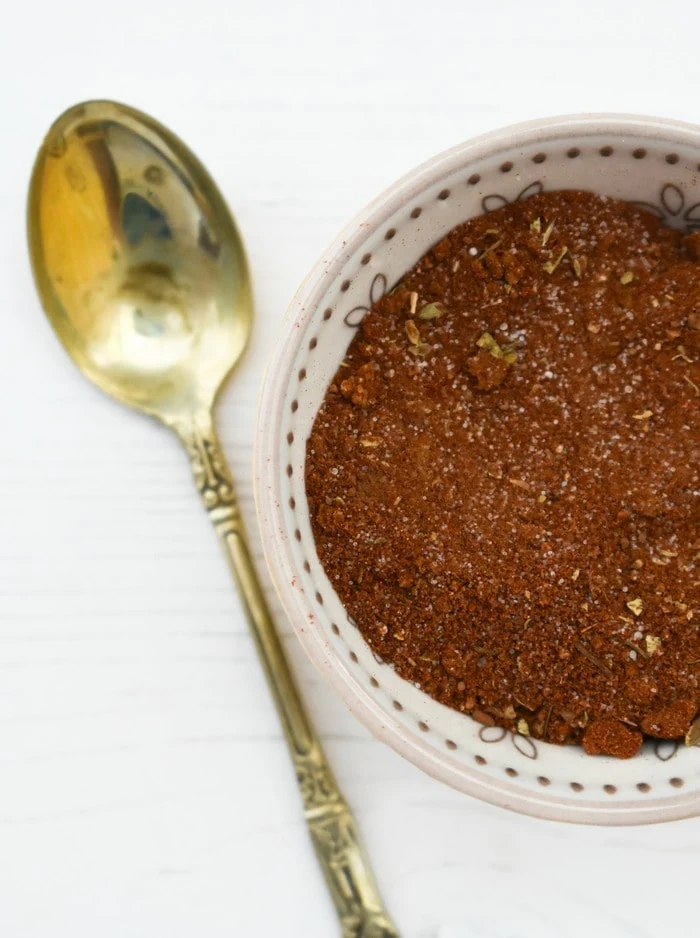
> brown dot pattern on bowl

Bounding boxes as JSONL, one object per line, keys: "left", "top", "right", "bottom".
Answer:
{"left": 283, "top": 148, "right": 700, "bottom": 797}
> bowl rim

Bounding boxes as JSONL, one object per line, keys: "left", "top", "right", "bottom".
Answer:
{"left": 253, "top": 112, "right": 700, "bottom": 825}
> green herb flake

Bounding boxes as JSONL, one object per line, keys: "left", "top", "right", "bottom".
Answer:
{"left": 543, "top": 246, "right": 568, "bottom": 274}
{"left": 418, "top": 302, "right": 446, "bottom": 321}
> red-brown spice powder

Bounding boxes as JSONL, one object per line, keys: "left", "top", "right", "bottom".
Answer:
{"left": 305, "top": 191, "right": 699, "bottom": 758}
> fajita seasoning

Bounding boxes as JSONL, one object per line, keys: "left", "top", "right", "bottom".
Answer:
{"left": 306, "top": 191, "right": 699, "bottom": 758}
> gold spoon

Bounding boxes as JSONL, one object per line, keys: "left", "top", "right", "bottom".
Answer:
{"left": 28, "top": 100, "right": 398, "bottom": 938}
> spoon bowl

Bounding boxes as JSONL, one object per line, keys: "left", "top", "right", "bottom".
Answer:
{"left": 28, "top": 100, "right": 251, "bottom": 421}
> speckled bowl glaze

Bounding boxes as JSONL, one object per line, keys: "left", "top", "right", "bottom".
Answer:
{"left": 254, "top": 114, "right": 700, "bottom": 824}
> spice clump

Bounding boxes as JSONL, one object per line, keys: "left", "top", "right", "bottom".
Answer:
{"left": 306, "top": 191, "right": 699, "bottom": 758}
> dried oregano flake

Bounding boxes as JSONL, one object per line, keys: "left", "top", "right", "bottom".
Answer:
{"left": 477, "top": 332, "right": 518, "bottom": 364}
{"left": 418, "top": 302, "right": 446, "bottom": 321}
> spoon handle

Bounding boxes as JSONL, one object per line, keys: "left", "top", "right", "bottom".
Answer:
{"left": 177, "top": 412, "right": 399, "bottom": 938}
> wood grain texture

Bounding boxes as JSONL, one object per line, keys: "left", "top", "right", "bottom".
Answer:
{"left": 1, "top": 1, "right": 699, "bottom": 935}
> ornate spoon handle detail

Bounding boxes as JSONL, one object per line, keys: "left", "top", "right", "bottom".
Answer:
{"left": 176, "top": 412, "right": 399, "bottom": 938}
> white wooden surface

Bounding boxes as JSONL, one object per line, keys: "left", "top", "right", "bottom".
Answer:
{"left": 1, "top": 2, "right": 699, "bottom": 935}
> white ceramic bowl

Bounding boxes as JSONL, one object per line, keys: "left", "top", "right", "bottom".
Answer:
{"left": 255, "top": 114, "right": 700, "bottom": 824}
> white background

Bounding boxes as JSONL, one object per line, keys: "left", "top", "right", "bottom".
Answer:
{"left": 1, "top": 2, "right": 698, "bottom": 935}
